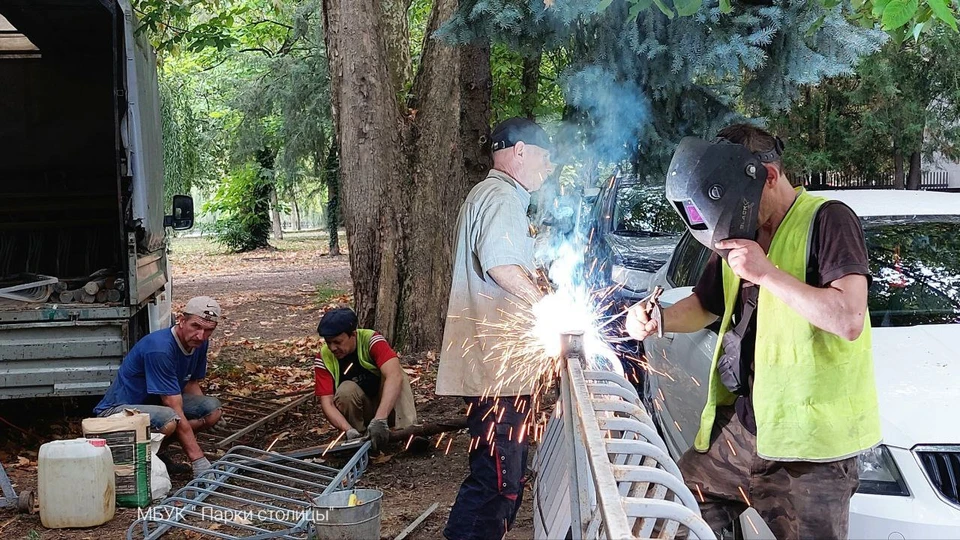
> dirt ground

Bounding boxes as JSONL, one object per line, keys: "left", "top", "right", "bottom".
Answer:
{"left": 0, "top": 230, "right": 535, "bottom": 539}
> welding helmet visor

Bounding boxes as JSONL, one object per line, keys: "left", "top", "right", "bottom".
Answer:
{"left": 665, "top": 137, "right": 768, "bottom": 258}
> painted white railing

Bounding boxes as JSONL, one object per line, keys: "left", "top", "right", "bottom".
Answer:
{"left": 533, "top": 332, "right": 716, "bottom": 539}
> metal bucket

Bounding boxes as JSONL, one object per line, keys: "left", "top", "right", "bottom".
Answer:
{"left": 311, "top": 488, "right": 383, "bottom": 540}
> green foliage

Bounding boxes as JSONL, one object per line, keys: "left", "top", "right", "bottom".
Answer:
{"left": 442, "top": 0, "right": 885, "bottom": 179}
{"left": 768, "top": 26, "right": 960, "bottom": 186}
{"left": 490, "top": 45, "right": 566, "bottom": 123}
{"left": 140, "top": 0, "right": 335, "bottom": 238}
{"left": 159, "top": 74, "right": 212, "bottom": 206}
{"left": 851, "top": 0, "right": 959, "bottom": 41}
{"left": 203, "top": 164, "right": 272, "bottom": 252}
{"left": 611, "top": 0, "right": 960, "bottom": 41}
{"left": 134, "top": 0, "right": 250, "bottom": 53}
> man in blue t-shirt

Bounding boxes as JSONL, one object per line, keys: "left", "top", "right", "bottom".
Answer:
{"left": 94, "top": 296, "right": 223, "bottom": 477}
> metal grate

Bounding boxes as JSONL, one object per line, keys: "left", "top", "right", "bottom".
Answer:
{"left": 127, "top": 443, "right": 370, "bottom": 539}
{"left": 916, "top": 446, "right": 960, "bottom": 506}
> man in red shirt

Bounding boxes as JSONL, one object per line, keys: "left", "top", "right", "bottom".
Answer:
{"left": 314, "top": 307, "right": 417, "bottom": 450}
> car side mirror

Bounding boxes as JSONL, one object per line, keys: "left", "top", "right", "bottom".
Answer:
{"left": 583, "top": 187, "right": 600, "bottom": 203}
{"left": 164, "top": 195, "right": 194, "bottom": 231}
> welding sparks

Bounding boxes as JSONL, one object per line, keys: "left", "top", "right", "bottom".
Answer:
{"left": 322, "top": 430, "right": 346, "bottom": 456}
{"left": 745, "top": 514, "right": 760, "bottom": 536}
{"left": 445, "top": 437, "right": 454, "bottom": 455}
{"left": 726, "top": 439, "right": 737, "bottom": 457}
{"left": 738, "top": 486, "right": 751, "bottom": 506}
{"left": 405, "top": 434, "right": 414, "bottom": 451}
{"left": 695, "top": 483, "right": 705, "bottom": 503}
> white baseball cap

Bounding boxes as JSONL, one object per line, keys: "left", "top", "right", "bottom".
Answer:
{"left": 182, "top": 296, "right": 222, "bottom": 322}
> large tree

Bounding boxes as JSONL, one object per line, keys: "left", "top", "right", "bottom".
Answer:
{"left": 322, "top": 0, "right": 891, "bottom": 349}
{"left": 321, "top": 0, "right": 491, "bottom": 349}
{"left": 769, "top": 27, "right": 960, "bottom": 190}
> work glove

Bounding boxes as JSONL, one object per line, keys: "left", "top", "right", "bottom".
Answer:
{"left": 191, "top": 456, "right": 212, "bottom": 478}
{"left": 345, "top": 428, "right": 362, "bottom": 441}
{"left": 367, "top": 418, "right": 390, "bottom": 452}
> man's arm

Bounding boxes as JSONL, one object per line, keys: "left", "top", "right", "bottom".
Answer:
{"left": 626, "top": 293, "right": 717, "bottom": 340}
{"left": 159, "top": 393, "right": 204, "bottom": 461}
{"left": 373, "top": 358, "right": 403, "bottom": 421}
{"left": 759, "top": 271, "right": 868, "bottom": 341}
{"left": 488, "top": 264, "right": 543, "bottom": 305}
{"left": 718, "top": 238, "right": 868, "bottom": 341}
{"left": 318, "top": 395, "right": 354, "bottom": 433}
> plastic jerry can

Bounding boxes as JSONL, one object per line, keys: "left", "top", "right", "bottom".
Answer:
{"left": 38, "top": 438, "right": 116, "bottom": 528}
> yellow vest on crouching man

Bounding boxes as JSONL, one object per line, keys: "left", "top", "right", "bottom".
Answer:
{"left": 318, "top": 329, "right": 381, "bottom": 388}
{"left": 694, "top": 189, "right": 882, "bottom": 461}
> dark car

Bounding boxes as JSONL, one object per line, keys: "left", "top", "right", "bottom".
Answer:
{"left": 585, "top": 172, "right": 682, "bottom": 304}
{"left": 583, "top": 172, "right": 682, "bottom": 380}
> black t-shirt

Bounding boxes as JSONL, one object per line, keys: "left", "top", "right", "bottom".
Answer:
{"left": 339, "top": 352, "right": 382, "bottom": 399}
{"left": 693, "top": 201, "right": 872, "bottom": 434}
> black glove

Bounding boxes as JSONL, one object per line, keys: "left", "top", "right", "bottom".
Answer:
{"left": 367, "top": 418, "right": 390, "bottom": 451}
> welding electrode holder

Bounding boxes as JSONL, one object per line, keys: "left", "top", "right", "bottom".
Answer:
{"left": 641, "top": 286, "right": 664, "bottom": 339}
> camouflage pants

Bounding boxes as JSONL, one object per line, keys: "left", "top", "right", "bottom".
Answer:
{"left": 679, "top": 407, "right": 860, "bottom": 540}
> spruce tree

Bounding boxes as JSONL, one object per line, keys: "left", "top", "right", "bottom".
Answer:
{"left": 441, "top": 0, "right": 886, "bottom": 177}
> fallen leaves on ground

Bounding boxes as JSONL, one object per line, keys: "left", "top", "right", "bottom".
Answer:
{"left": 372, "top": 453, "right": 394, "bottom": 465}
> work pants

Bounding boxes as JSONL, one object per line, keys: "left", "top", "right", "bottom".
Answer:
{"left": 444, "top": 396, "right": 530, "bottom": 540}
{"left": 679, "top": 406, "right": 860, "bottom": 539}
{"left": 333, "top": 370, "right": 417, "bottom": 432}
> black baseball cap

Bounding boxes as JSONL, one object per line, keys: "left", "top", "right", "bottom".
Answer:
{"left": 317, "top": 307, "right": 359, "bottom": 338}
{"left": 491, "top": 117, "right": 552, "bottom": 153}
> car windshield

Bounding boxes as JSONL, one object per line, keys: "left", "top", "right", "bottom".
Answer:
{"left": 612, "top": 183, "right": 684, "bottom": 236}
{"left": 865, "top": 215, "right": 960, "bottom": 327}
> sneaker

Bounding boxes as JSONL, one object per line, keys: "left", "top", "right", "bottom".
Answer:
{"left": 157, "top": 452, "right": 192, "bottom": 475}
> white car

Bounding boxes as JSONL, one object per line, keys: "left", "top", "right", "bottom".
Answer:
{"left": 642, "top": 189, "right": 960, "bottom": 538}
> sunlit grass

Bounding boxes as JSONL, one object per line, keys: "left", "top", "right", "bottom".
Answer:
{"left": 169, "top": 229, "right": 347, "bottom": 261}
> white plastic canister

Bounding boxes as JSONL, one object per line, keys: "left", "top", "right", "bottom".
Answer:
{"left": 38, "top": 437, "right": 116, "bottom": 528}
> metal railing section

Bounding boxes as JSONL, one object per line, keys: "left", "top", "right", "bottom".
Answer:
{"left": 127, "top": 443, "right": 370, "bottom": 539}
{"left": 534, "top": 332, "right": 715, "bottom": 539}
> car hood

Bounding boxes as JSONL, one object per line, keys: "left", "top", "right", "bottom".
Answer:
{"left": 873, "top": 324, "right": 960, "bottom": 448}
{"left": 604, "top": 232, "right": 679, "bottom": 272}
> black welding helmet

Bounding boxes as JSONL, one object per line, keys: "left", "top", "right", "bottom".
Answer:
{"left": 665, "top": 137, "right": 769, "bottom": 259}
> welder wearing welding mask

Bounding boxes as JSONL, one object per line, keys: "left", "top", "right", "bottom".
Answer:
{"left": 626, "top": 124, "right": 880, "bottom": 538}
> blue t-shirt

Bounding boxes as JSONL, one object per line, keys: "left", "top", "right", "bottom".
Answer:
{"left": 94, "top": 328, "right": 209, "bottom": 414}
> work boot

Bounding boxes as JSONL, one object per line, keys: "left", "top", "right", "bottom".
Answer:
{"left": 157, "top": 452, "right": 192, "bottom": 476}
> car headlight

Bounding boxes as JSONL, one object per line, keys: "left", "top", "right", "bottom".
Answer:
{"left": 857, "top": 445, "right": 909, "bottom": 496}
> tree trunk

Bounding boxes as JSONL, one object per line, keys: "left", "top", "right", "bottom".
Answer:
{"left": 291, "top": 193, "right": 302, "bottom": 231}
{"left": 323, "top": 0, "right": 491, "bottom": 349}
{"left": 906, "top": 150, "right": 922, "bottom": 190}
{"left": 322, "top": 0, "right": 406, "bottom": 331}
{"left": 400, "top": 0, "right": 491, "bottom": 350}
{"left": 893, "top": 144, "right": 905, "bottom": 189}
{"left": 380, "top": 0, "right": 414, "bottom": 100}
{"left": 269, "top": 186, "right": 284, "bottom": 240}
{"left": 323, "top": 141, "right": 342, "bottom": 256}
{"left": 521, "top": 50, "right": 541, "bottom": 120}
